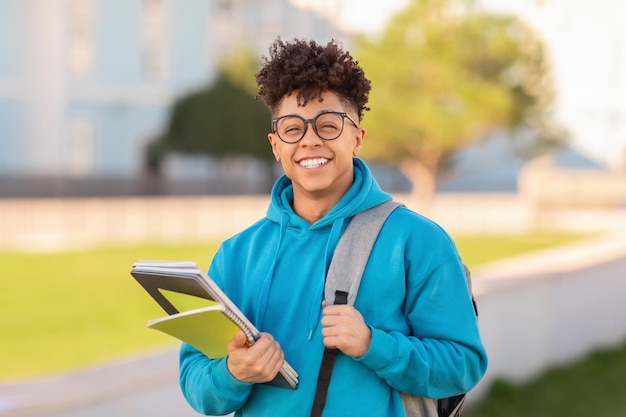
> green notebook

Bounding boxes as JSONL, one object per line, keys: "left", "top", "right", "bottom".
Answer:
{"left": 147, "top": 303, "right": 243, "bottom": 358}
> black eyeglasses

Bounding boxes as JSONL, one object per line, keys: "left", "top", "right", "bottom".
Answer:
{"left": 272, "top": 111, "right": 359, "bottom": 144}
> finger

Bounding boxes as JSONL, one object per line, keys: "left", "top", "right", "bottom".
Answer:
{"left": 251, "top": 333, "right": 275, "bottom": 351}
{"left": 248, "top": 338, "right": 284, "bottom": 383}
{"left": 323, "top": 304, "right": 353, "bottom": 317}
{"left": 266, "top": 344, "right": 285, "bottom": 376}
{"left": 245, "top": 333, "right": 280, "bottom": 367}
{"left": 257, "top": 337, "right": 282, "bottom": 364}
{"left": 322, "top": 334, "right": 342, "bottom": 350}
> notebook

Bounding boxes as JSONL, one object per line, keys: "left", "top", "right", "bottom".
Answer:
{"left": 131, "top": 260, "right": 298, "bottom": 390}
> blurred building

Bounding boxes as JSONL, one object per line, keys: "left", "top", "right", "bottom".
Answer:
{"left": 0, "top": 0, "right": 347, "bottom": 192}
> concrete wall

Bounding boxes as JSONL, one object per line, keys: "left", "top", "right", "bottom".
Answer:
{"left": 468, "top": 233, "right": 626, "bottom": 405}
{"left": 0, "top": 196, "right": 270, "bottom": 251}
{"left": 519, "top": 155, "right": 626, "bottom": 207}
{"left": 2, "top": 193, "right": 625, "bottom": 252}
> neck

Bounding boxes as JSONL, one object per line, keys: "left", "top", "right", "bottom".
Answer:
{"left": 292, "top": 195, "right": 338, "bottom": 224}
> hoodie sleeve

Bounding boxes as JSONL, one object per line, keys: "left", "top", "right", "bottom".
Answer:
{"left": 354, "top": 212, "right": 488, "bottom": 399}
{"left": 178, "top": 246, "right": 253, "bottom": 415}
{"left": 179, "top": 343, "right": 253, "bottom": 415}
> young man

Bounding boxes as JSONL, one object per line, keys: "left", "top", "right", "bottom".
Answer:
{"left": 179, "top": 38, "right": 487, "bottom": 417}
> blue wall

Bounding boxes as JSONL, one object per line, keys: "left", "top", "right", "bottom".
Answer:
{"left": 170, "top": 0, "right": 214, "bottom": 92}
{"left": 0, "top": 0, "right": 26, "bottom": 174}
{"left": 0, "top": 0, "right": 25, "bottom": 78}
{"left": 0, "top": 99, "right": 25, "bottom": 173}
{"left": 66, "top": 101, "right": 166, "bottom": 176}
{"left": 96, "top": 0, "right": 142, "bottom": 85}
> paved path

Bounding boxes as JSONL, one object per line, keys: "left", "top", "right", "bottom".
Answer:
{"left": 0, "top": 350, "right": 205, "bottom": 417}
{"left": 1, "top": 232, "right": 625, "bottom": 417}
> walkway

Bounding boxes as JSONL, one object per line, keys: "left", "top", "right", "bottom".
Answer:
{"left": 0, "top": 349, "right": 203, "bottom": 417}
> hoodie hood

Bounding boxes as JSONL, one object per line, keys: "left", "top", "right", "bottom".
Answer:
{"left": 266, "top": 157, "right": 392, "bottom": 230}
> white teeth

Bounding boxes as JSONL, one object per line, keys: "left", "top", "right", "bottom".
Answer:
{"left": 299, "top": 158, "right": 328, "bottom": 168}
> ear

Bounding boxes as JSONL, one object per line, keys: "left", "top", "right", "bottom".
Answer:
{"left": 268, "top": 133, "right": 280, "bottom": 161}
{"left": 353, "top": 128, "right": 365, "bottom": 156}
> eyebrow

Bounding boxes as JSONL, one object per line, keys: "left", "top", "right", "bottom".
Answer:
{"left": 278, "top": 109, "right": 345, "bottom": 118}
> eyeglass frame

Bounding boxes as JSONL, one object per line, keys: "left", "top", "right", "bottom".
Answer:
{"left": 271, "top": 111, "right": 359, "bottom": 144}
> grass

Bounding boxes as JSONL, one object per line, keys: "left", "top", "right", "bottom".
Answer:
{"left": 0, "top": 242, "right": 219, "bottom": 382}
{"left": 465, "top": 342, "right": 626, "bottom": 417}
{"left": 0, "top": 231, "right": 591, "bottom": 382}
{"left": 453, "top": 232, "right": 594, "bottom": 267}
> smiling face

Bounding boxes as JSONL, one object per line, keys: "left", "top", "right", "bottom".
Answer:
{"left": 268, "top": 90, "right": 365, "bottom": 215}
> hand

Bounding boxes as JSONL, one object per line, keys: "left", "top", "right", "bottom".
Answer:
{"left": 226, "top": 331, "right": 285, "bottom": 384}
{"left": 321, "top": 303, "right": 372, "bottom": 358}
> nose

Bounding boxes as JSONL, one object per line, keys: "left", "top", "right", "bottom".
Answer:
{"left": 300, "top": 120, "right": 323, "bottom": 145}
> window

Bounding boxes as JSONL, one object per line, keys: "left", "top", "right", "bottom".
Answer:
{"left": 68, "top": 0, "right": 94, "bottom": 75}
{"left": 142, "top": 0, "right": 167, "bottom": 81}
{"left": 68, "top": 118, "right": 94, "bottom": 177}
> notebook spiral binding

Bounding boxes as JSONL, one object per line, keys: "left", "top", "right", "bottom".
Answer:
{"left": 222, "top": 307, "right": 258, "bottom": 344}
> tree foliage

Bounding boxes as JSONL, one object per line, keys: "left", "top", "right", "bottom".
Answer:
{"left": 355, "top": 0, "right": 561, "bottom": 206}
{"left": 147, "top": 47, "right": 271, "bottom": 171}
{"left": 218, "top": 45, "right": 262, "bottom": 97}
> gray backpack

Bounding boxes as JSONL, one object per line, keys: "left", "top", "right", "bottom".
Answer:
{"left": 311, "top": 201, "right": 476, "bottom": 417}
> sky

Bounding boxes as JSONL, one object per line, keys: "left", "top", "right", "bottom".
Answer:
{"left": 334, "top": 0, "right": 410, "bottom": 34}
{"left": 291, "top": 0, "right": 410, "bottom": 34}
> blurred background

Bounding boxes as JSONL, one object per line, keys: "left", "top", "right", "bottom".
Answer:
{"left": 1, "top": 0, "right": 625, "bottom": 416}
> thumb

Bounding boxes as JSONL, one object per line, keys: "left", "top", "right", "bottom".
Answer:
{"left": 227, "top": 330, "right": 250, "bottom": 355}
{"left": 232, "top": 330, "right": 250, "bottom": 347}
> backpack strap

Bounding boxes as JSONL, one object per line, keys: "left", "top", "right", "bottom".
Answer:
{"left": 310, "top": 201, "right": 402, "bottom": 417}
{"left": 463, "top": 264, "right": 478, "bottom": 316}
{"left": 324, "top": 201, "right": 403, "bottom": 307}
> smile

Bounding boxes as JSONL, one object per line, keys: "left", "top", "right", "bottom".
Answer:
{"left": 299, "top": 158, "right": 329, "bottom": 169}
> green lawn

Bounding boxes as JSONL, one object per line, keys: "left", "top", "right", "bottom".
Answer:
{"left": 0, "top": 231, "right": 591, "bottom": 382}
{"left": 465, "top": 342, "right": 626, "bottom": 417}
{"left": 0, "top": 242, "right": 219, "bottom": 382}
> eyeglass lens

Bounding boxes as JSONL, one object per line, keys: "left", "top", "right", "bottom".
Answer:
{"left": 276, "top": 112, "right": 345, "bottom": 143}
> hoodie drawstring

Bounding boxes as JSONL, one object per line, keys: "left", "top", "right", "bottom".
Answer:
{"left": 306, "top": 217, "right": 346, "bottom": 340}
{"left": 255, "top": 211, "right": 289, "bottom": 328}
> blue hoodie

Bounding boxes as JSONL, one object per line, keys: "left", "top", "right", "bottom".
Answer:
{"left": 179, "top": 158, "right": 487, "bottom": 416}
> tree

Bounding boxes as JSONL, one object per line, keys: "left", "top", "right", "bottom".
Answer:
{"left": 356, "top": 0, "right": 562, "bottom": 211}
{"left": 146, "top": 47, "right": 273, "bottom": 184}
{"left": 148, "top": 75, "right": 270, "bottom": 162}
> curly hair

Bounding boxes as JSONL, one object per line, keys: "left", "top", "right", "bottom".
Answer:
{"left": 256, "top": 38, "right": 371, "bottom": 121}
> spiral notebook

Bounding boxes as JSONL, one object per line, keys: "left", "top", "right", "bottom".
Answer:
{"left": 131, "top": 260, "right": 298, "bottom": 390}
{"left": 147, "top": 303, "right": 252, "bottom": 358}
